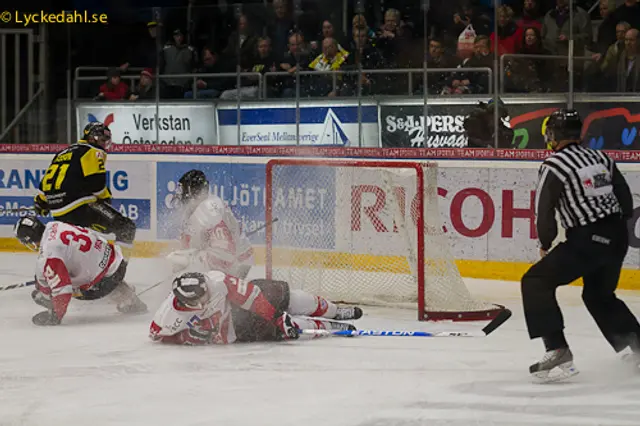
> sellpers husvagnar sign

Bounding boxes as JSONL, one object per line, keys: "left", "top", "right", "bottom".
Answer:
{"left": 75, "top": 102, "right": 215, "bottom": 145}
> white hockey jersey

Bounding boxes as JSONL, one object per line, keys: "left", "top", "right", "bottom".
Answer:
{"left": 35, "top": 221, "right": 124, "bottom": 320}
{"left": 179, "top": 196, "right": 254, "bottom": 277}
{"left": 149, "top": 270, "right": 279, "bottom": 345}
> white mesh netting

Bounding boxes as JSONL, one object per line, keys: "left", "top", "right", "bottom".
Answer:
{"left": 266, "top": 160, "right": 499, "bottom": 319}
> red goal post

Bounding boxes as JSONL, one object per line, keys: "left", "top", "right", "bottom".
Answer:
{"left": 265, "top": 158, "right": 505, "bottom": 321}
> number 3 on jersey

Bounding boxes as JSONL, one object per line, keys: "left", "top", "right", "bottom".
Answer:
{"left": 60, "top": 226, "right": 92, "bottom": 253}
{"left": 42, "top": 163, "right": 70, "bottom": 192}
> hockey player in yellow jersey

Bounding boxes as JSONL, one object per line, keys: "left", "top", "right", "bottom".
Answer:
{"left": 33, "top": 122, "right": 136, "bottom": 257}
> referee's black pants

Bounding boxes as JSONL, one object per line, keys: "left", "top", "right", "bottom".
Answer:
{"left": 521, "top": 215, "right": 640, "bottom": 352}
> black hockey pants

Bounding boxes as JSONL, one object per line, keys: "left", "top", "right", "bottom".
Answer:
{"left": 521, "top": 215, "right": 640, "bottom": 352}
{"left": 55, "top": 201, "right": 136, "bottom": 245}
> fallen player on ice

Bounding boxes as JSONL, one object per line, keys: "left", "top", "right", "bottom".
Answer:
{"left": 149, "top": 270, "right": 362, "bottom": 345}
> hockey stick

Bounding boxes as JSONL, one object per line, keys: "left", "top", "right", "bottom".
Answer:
{"left": 300, "top": 309, "right": 512, "bottom": 338}
{"left": 0, "top": 279, "right": 36, "bottom": 292}
{"left": 3, "top": 206, "right": 35, "bottom": 213}
{"left": 136, "top": 218, "right": 280, "bottom": 297}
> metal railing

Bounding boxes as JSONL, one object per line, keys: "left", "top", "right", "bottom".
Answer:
{"left": 263, "top": 67, "right": 493, "bottom": 98}
{"left": 74, "top": 66, "right": 146, "bottom": 99}
{"left": 0, "top": 87, "right": 45, "bottom": 143}
{"left": 75, "top": 67, "right": 493, "bottom": 100}
{"left": 499, "top": 54, "right": 594, "bottom": 94}
{"left": 74, "top": 68, "right": 263, "bottom": 100}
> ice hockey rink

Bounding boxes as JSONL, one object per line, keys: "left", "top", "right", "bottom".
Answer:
{"left": 1, "top": 252, "right": 639, "bottom": 426}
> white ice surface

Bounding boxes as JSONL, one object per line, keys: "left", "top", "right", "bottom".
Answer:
{"left": 1, "top": 252, "right": 639, "bottom": 426}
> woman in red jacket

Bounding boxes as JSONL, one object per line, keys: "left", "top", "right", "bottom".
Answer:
{"left": 96, "top": 68, "right": 129, "bottom": 100}
{"left": 490, "top": 5, "right": 523, "bottom": 56}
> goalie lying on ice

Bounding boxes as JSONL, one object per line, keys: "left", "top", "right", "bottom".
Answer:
{"left": 149, "top": 271, "right": 362, "bottom": 345}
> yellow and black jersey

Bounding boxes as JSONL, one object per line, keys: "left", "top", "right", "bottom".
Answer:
{"left": 36, "top": 141, "right": 112, "bottom": 217}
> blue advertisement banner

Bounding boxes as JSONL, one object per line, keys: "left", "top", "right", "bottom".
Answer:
{"left": 0, "top": 196, "right": 150, "bottom": 230}
{"left": 156, "top": 161, "right": 336, "bottom": 250}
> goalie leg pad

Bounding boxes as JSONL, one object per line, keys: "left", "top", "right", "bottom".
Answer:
{"left": 231, "top": 306, "right": 281, "bottom": 342}
{"left": 249, "top": 279, "right": 290, "bottom": 312}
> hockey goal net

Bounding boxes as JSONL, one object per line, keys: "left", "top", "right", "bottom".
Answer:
{"left": 265, "top": 159, "right": 503, "bottom": 321}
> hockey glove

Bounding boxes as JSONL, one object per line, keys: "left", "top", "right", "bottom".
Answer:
{"left": 274, "top": 312, "right": 299, "bottom": 340}
{"left": 32, "top": 310, "right": 61, "bottom": 326}
{"left": 33, "top": 195, "right": 49, "bottom": 217}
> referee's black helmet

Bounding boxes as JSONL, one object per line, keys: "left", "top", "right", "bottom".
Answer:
{"left": 544, "top": 109, "right": 583, "bottom": 147}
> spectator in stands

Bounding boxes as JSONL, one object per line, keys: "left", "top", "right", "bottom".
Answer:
{"left": 516, "top": 0, "right": 543, "bottom": 31}
{"left": 128, "top": 68, "right": 156, "bottom": 101}
{"left": 220, "top": 37, "right": 277, "bottom": 100}
{"left": 541, "top": 0, "right": 591, "bottom": 91}
{"left": 422, "top": 37, "right": 459, "bottom": 94}
{"left": 308, "top": 37, "right": 349, "bottom": 97}
{"left": 491, "top": 6, "right": 524, "bottom": 55}
{"left": 223, "top": 14, "right": 258, "bottom": 70}
{"left": 159, "top": 29, "right": 198, "bottom": 98}
{"left": 95, "top": 68, "right": 129, "bottom": 101}
{"left": 309, "top": 20, "right": 345, "bottom": 56}
{"left": 616, "top": 28, "right": 640, "bottom": 91}
{"left": 444, "top": 35, "right": 492, "bottom": 95}
{"left": 592, "top": 0, "right": 619, "bottom": 59}
{"left": 279, "top": 32, "right": 312, "bottom": 98}
{"left": 609, "top": 0, "right": 640, "bottom": 41}
{"left": 376, "top": 8, "right": 412, "bottom": 64}
{"left": 541, "top": 0, "right": 592, "bottom": 57}
{"left": 590, "top": 21, "right": 631, "bottom": 90}
{"left": 184, "top": 47, "right": 230, "bottom": 99}
{"left": 352, "top": 15, "right": 377, "bottom": 42}
{"left": 451, "top": 1, "right": 492, "bottom": 40}
{"left": 340, "top": 28, "right": 386, "bottom": 96}
{"left": 267, "top": 0, "right": 295, "bottom": 62}
{"left": 121, "top": 21, "right": 162, "bottom": 71}
{"left": 504, "top": 27, "right": 550, "bottom": 92}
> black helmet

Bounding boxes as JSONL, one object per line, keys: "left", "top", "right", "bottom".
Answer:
{"left": 176, "top": 170, "right": 209, "bottom": 206}
{"left": 544, "top": 109, "right": 582, "bottom": 143}
{"left": 14, "top": 217, "right": 45, "bottom": 251}
{"left": 172, "top": 272, "right": 208, "bottom": 308}
{"left": 82, "top": 122, "right": 112, "bottom": 150}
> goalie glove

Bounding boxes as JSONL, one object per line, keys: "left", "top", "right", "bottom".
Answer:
{"left": 166, "top": 249, "right": 198, "bottom": 273}
{"left": 274, "top": 312, "right": 299, "bottom": 341}
{"left": 33, "top": 194, "right": 49, "bottom": 216}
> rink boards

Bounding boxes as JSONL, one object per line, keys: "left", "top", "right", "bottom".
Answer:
{"left": 2, "top": 146, "right": 640, "bottom": 290}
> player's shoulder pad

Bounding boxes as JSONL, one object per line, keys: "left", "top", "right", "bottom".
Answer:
{"left": 79, "top": 145, "right": 107, "bottom": 177}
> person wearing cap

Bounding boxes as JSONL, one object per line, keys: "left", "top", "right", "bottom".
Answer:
{"left": 159, "top": 28, "right": 198, "bottom": 98}
{"left": 95, "top": 67, "right": 129, "bottom": 101}
{"left": 129, "top": 68, "right": 156, "bottom": 100}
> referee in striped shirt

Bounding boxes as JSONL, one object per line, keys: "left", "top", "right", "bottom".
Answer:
{"left": 522, "top": 109, "right": 640, "bottom": 382}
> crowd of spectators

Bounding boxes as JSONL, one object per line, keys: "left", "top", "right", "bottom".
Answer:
{"left": 85, "top": 0, "right": 640, "bottom": 100}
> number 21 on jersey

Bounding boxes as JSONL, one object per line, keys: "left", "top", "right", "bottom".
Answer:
{"left": 42, "top": 163, "right": 70, "bottom": 192}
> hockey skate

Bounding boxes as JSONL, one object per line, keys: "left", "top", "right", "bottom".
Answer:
{"left": 111, "top": 283, "right": 148, "bottom": 315}
{"left": 31, "top": 289, "right": 52, "bottom": 309}
{"left": 117, "top": 294, "right": 148, "bottom": 315}
{"left": 325, "top": 320, "right": 356, "bottom": 332}
{"left": 334, "top": 306, "right": 363, "bottom": 321}
{"left": 529, "top": 348, "right": 579, "bottom": 383}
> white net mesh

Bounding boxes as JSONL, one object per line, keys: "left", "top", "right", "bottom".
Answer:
{"left": 266, "top": 160, "right": 498, "bottom": 318}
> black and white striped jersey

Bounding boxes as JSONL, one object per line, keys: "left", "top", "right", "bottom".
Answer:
{"left": 534, "top": 143, "right": 633, "bottom": 250}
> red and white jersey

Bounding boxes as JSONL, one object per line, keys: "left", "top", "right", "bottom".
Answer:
{"left": 180, "top": 195, "right": 254, "bottom": 277}
{"left": 36, "top": 221, "right": 123, "bottom": 320}
{"left": 149, "top": 270, "right": 278, "bottom": 345}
